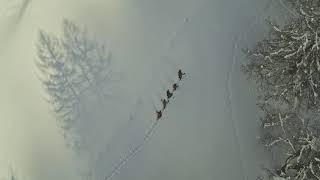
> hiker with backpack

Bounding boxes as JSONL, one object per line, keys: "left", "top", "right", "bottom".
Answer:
{"left": 161, "top": 98, "right": 168, "bottom": 110}
{"left": 172, "top": 83, "right": 179, "bottom": 91}
{"left": 178, "top": 69, "right": 186, "bottom": 81}
{"left": 166, "top": 89, "right": 173, "bottom": 99}
{"left": 156, "top": 110, "right": 162, "bottom": 120}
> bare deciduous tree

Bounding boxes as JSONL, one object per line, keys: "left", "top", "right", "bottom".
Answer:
{"left": 36, "top": 19, "right": 115, "bottom": 149}
{"left": 37, "top": 30, "right": 81, "bottom": 132}
{"left": 62, "top": 20, "right": 113, "bottom": 101}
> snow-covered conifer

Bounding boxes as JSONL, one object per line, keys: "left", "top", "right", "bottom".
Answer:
{"left": 243, "top": 7, "right": 320, "bottom": 111}
{"left": 243, "top": 1, "right": 320, "bottom": 179}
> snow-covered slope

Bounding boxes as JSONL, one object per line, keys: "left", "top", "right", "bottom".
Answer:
{"left": 0, "top": 0, "right": 30, "bottom": 51}
{"left": 0, "top": 0, "right": 289, "bottom": 180}
{"left": 84, "top": 0, "right": 286, "bottom": 180}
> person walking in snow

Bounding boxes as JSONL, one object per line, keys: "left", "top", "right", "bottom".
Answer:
{"left": 178, "top": 69, "right": 186, "bottom": 81}
{"left": 172, "top": 83, "right": 179, "bottom": 91}
{"left": 156, "top": 110, "right": 162, "bottom": 120}
{"left": 166, "top": 89, "right": 173, "bottom": 99}
{"left": 161, "top": 98, "right": 168, "bottom": 110}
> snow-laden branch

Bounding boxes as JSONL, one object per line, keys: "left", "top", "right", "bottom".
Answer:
{"left": 243, "top": 1, "right": 320, "bottom": 179}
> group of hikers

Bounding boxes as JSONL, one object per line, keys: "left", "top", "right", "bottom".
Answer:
{"left": 156, "top": 69, "right": 186, "bottom": 120}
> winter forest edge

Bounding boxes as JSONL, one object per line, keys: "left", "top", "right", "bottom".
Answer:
{"left": 243, "top": 0, "right": 320, "bottom": 179}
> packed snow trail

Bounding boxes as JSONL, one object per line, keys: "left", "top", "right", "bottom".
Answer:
{"left": 104, "top": 120, "right": 159, "bottom": 180}
{"left": 224, "top": 4, "right": 271, "bottom": 180}
{"left": 103, "top": 73, "right": 186, "bottom": 180}
{"left": 227, "top": 38, "right": 246, "bottom": 180}
{"left": 226, "top": 1, "right": 275, "bottom": 179}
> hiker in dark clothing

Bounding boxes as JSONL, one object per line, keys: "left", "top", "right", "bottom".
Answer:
{"left": 172, "top": 83, "right": 179, "bottom": 91}
{"left": 178, "top": 69, "right": 186, "bottom": 81}
{"left": 156, "top": 110, "right": 162, "bottom": 120}
{"left": 166, "top": 90, "right": 173, "bottom": 99}
{"left": 161, "top": 98, "right": 168, "bottom": 110}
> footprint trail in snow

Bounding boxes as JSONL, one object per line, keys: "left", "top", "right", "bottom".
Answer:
{"left": 104, "top": 120, "right": 159, "bottom": 180}
{"left": 103, "top": 74, "right": 187, "bottom": 180}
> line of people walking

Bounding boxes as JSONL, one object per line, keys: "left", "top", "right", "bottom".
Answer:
{"left": 156, "top": 69, "right": 186, "bottom": 120}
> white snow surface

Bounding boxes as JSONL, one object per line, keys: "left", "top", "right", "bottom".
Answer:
{"left": 0, "top": 0, "right": 290, "bottom": 180}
